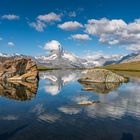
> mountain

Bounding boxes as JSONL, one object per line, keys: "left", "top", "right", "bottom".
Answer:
{"left": 116, "top": 53, "right": 140, "bottom": 64}
{"left": 0, "top": 49, "right": 140, "bottom": 68}
{"left": 85, "top": 53, "right": 140, "bottom": 67}
{"left": 84, "top": 55, "right": 123, "bottom": 67}
{"left": 35, "top": 47, "right": 87, "bottom": 68}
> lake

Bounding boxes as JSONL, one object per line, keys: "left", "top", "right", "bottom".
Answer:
{"left": 0, "top": 70, "right": 140, "bottom": 140}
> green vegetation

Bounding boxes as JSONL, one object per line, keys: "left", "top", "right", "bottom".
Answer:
{"left": 100, "top": 61, "right": 140, "bottom": 78}
{"left": 37, "top": 65, "right": 59, "bottom": 71}
{"left": 101, "top": 61, "right": 140, "bottom": 71}
{"left": 112, "top": 71, "right": 140, "bottom": 78}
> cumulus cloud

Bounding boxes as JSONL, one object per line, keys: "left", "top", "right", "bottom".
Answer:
{"left": 8, "top": 42, "right": 15, "bottom": 47}
{"left": 58, "top": 21, "right": 83, "bottom": 31}
{"left": 44, "top": 40, "right": 61, "bottom": 51}
{"left": 37, "top": 12, "right": 61, "bottom": 22}
{"left": 1, "top": 14, "right": 19, "bottom": 20}
{"left": 29, "top": 20, "right": 46, "bottom": 32}
{"left": 71, "top": 34, "right": 91, "bottom": 40}
{"left": 85, "top": 18, "right": 140, "bottom": 52}
{"left": 28, "top": 12, "right": 62, "bottom": 32}
{"left": 85, "top": 18, "right": 127, "bottom": 35}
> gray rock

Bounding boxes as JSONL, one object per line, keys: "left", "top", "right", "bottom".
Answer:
{"left": 78, "top": 69, "right": 128, "bottom": 83}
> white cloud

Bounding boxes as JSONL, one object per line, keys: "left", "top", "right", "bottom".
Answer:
{"left": 71, "top": 34, "right": 91, "bottom": 40}
{"left": 85, "top": 18, "right": 140, "bottom": 52}
{"left": 1, "top": 14, "right": 19, "bottom": 20}
{"left": 37, "top": 12, "right": 61, "bottom": 22}
{"left": 84, "top": 50, "right": 106, "bottom": 59}
{"left": 0, "top": 37, "right": 3, "bottom": 41}
{"left": 8, "top": 42, "right": 15, "bottom": 47}
{"left": 68, "top": 11, "right": 76, "bottom": 17}
{"left": 28, "top": 12, "right": 62, "bottom": 32}
{"left": 58, "top": 21, "right": 83, "bottom": 31}
{"left": 44, "top": 40, "right": 61, "bottom": 51}
{"left": 85, "top": 18, "right": 127, "bottom": 35}
{"left": 29, "top": 20, "right": 46, "bottom": 32}
{"left": 127, "top": 44, "right": 140, "bottom": 52}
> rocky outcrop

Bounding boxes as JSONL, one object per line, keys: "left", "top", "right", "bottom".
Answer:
{"left": 78, "top": 69, "right": 128, "bottom": 83}
{"left": 0, "top": 57, "right": 38, "bottom": 82}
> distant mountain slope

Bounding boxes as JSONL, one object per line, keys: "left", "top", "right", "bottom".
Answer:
{"left": 116, "top": 53, "right": 140, "bottom": 64}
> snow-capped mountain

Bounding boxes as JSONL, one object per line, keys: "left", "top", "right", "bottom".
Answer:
{"left": 1, "top": 49, "right": 140, "bottom": 68}
{"left": 34, "top": 50, "right": 140, "bottom": 68}
{"left": 116, "top": 53, "right": 140, "bottom": 64}
{"left": 35, "top": 47, "right": 86, "bottom": 68}
{"left": 84, "top": 53, "right": 140, "bottom": 66}
{"left": 84, "top": 55, "right": 123, "bottom": 67}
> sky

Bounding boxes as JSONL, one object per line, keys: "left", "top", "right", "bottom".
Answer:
{"left": 0, "top": 0, "right": 140, "bottom": 57}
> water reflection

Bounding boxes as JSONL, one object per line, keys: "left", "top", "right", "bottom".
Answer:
{"left": 0, "top": 81, "right": 38, "bottom": 101}
{"left": 39, "top": 70, "right": 85, "bottom": 95}
{"left": 0, "top": 71, "right": 140, "bottom": 139}
{"left": 78, "top": 81, "right": 122, "bottom": 94}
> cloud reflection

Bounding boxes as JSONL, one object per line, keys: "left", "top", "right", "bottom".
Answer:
{"left": 40, "top": 70, "right": 85, "bottom": 95}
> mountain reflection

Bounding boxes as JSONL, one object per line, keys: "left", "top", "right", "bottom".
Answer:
{"left": 0, "top": 81, "right": 38, "bottom": 101}
{"left": 39, "top": 70, "right": 85, "bottom": 95}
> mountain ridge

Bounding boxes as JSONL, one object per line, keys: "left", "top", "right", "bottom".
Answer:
{"left": 0, "top": 50, "right": 140, "bottom": 68}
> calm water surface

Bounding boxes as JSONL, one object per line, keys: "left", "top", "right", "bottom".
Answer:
{"left": 0, "top": 70, "right": 140, "bottom": 140}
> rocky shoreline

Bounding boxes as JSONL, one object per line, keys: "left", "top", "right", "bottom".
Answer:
{"left": 0, "top": 57, "right": 39, "bottom": 82}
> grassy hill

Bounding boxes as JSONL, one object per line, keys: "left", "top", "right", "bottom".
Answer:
{"left": 100, "top": 61, "right": 140, "bottom": 78}
{"left": 101, "top": 61, "right": 140, "bottom": 71}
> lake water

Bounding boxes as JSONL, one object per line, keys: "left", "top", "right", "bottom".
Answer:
{"left": 0, "top": 70, "right": 140, "bottom": 140}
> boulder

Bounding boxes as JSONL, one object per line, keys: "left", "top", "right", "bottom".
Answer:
{"left": 0, "top": 57, "right": 38, "bottom": 82}
{"left": 78, "top": 69, "right": 128, "bottom": 83}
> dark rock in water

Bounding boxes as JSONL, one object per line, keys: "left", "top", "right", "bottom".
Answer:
{"left": 78, "top": 81, "right": 121, "bottom": 94}
{"left": 0, "top": 81, "right": 38, "bottom": 101}
{"left": 0, "top": 57, "right": 38, "bottom": 82}
{"left": 78, "top": 69, "right": 128, "bottom": 83}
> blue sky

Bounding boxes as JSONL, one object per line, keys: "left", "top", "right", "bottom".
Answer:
{"left": 0, "top": 0, "right": 140, "bottom": 56}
